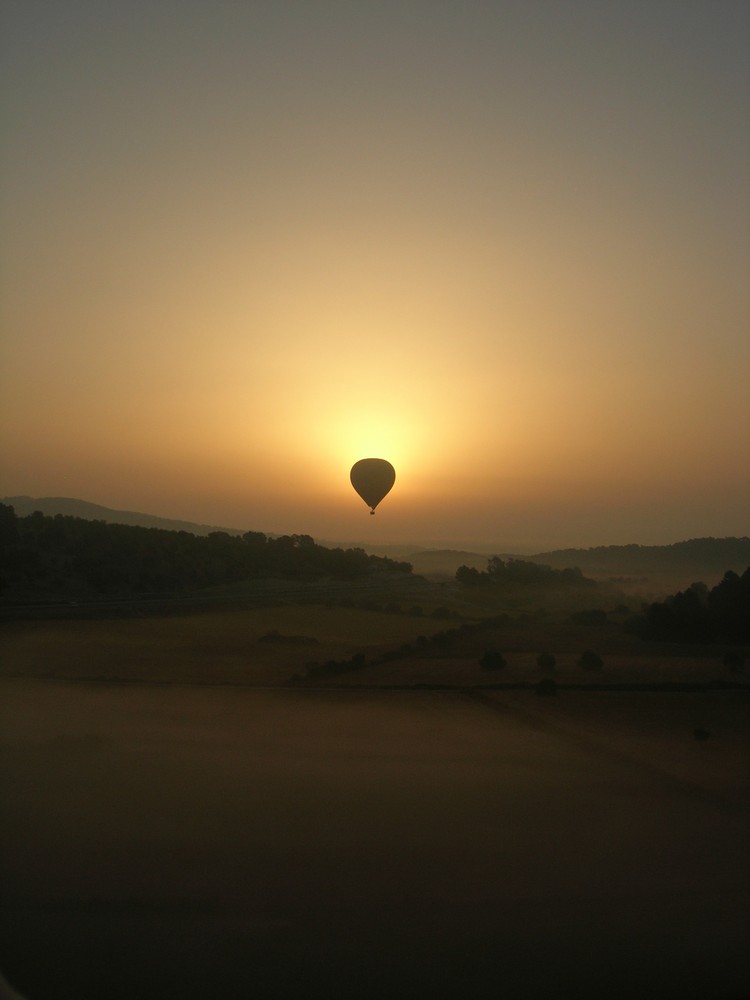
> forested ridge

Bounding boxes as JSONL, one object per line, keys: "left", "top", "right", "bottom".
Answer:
{"left": 628, "top": 569, "right": 750, "bottom": 643}
{"left": 0, "top": 504, "right": 412, "bottom": 600}
{"left": 455, "top": 553, "right": 749, "bottom": 646}
{"left": 455, "top": 555, "right": 594, "bottom": 587}
{"left": 532, "top": 537, "right": 750, "bottom": 578}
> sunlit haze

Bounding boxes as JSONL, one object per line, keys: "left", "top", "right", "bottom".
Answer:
{"left": 2, "top": 1, "right": 748, "bottom": 549}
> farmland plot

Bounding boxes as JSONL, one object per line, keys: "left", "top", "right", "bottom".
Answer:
{"left": 1, "top": 680, "right": 747, "bottom": 1000}
{"left": 0, "top": 606, "right": 451, "bottom": 686}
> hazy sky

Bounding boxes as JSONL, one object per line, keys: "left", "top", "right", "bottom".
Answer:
{"left": 2, "top": 1, "right": 748, "bottom": 549}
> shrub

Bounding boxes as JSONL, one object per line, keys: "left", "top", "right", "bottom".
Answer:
{"left": 480, "top": 649, "right": 506, "bottom": 670}
{"left": 536, "top": 652, "right": 556, "bottom": 672}
{"left": 578, "top": 649, "right": 603, "bottom": 671}
{"left": 722, "top": 650, "right": 745, "bottom": 671}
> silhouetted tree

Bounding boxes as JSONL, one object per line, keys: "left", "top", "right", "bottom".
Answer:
{"left": 537, "top": 652, "right": 556, "bottom": 672}
{"left": 457, "top": 556, "right": 590, "bottom": 587}
{"left": 708, "top": 569, "right": 750, "bottom": 641}
{"left": 456, "top": 564, "right": 485, "bottom": 585}
{"left": 629, "top": 569, "right": 749, "bottom": 643}
{"left": 480, "top": 649, "right": 506, "bottom": 670}
{"left": 0, "top": 507, "right": 413, "bottom": 600}
{"left": 578, "top": 649, "right": 603, "bottom": 671}
{"left": 722, "top": 650, "right": 745, "bottom": 671}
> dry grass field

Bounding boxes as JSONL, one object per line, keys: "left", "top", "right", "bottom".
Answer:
{"left": 0, "top": 599, "right": 748, "bottom": 999}
{"left": 0, "top": 606, "right": 452, "bottom": 686}
{"left": 1, "top": 597, "right": 742, "bottom": 689}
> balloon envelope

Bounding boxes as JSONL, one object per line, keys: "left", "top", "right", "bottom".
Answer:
{"left": 350, "top": 458, "right": 396, "bottom": 513}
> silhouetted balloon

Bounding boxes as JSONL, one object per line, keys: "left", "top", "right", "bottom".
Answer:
{"left": 350, "top": 459, "right": 396, "bottom": 514}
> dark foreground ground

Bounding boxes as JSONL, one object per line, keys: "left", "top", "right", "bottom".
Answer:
{"left": 1, "top": 680, "right": 748, "bottom": 1000}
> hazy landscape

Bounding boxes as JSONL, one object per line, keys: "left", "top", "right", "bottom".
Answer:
{"left": 1, "top": 501, "right": 748, "bottom": 998}
{"left": 2, "top": 3, "right": 749, "bottom": 998}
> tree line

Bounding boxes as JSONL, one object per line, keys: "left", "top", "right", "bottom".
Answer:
{"left": 455, "top": 555, "right": 593, "bottom": 587}
{"left": 627, "top": 569, "right": 749, "bottom": 643}
{"left": 532, "top": 537, "right": 750, "bottom": 577}
{"left": 0, "top": 504, "right": 412, "bottom": 600}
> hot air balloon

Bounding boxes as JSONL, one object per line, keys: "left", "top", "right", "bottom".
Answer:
{"left": 350, "top": 458, "right": 395, "bottom": 514}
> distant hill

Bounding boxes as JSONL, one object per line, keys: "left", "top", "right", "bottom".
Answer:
{"left": 361, "top": 538, "right": 750, "bottom": 592}
{"left": 3, "top": 496, "right": 746, "bottom": 593}
{"left": 0, "top": 505, "right": 412, "bottom": 604}
{"left": 1, "top": 496, "right": 246, "bottom": 537}
{"left": 529, "top": 538, "right": 750, "bottom": 586}
{"left": 352, "top": 546, "right": 492, "bottom": 579}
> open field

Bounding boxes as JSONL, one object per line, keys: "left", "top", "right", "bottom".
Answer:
{"left": 1, "top": 598, "right": 744, "bottom": 690}
{"left": 1, "top": 596, "right": 748, "bottom": 999}
{"left": 0, "top": 606, "right": 453, "bottom": 686}
{"left": 1, "top": 679, "right": 748, "bottom": 1000}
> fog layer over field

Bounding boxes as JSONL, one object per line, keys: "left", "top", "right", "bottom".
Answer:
{"left": 1, "top": 681, "right": 748, "bottom": 999}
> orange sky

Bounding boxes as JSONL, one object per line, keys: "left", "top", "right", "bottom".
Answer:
{"left": 2, "top": 2, "right": 748, "bottom": 549}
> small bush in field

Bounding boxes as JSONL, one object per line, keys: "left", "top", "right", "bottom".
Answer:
{"left": 480, "top": 649, "right": 506, "bottom": 670}
{"left": 537, "top": 652, "right": 556, "bottom": 673}
{"left": 578, "top": 649, "right": 603, "bottom": 671}
{"left": 722, "top": 650, "right": 745, "bottom": 672}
